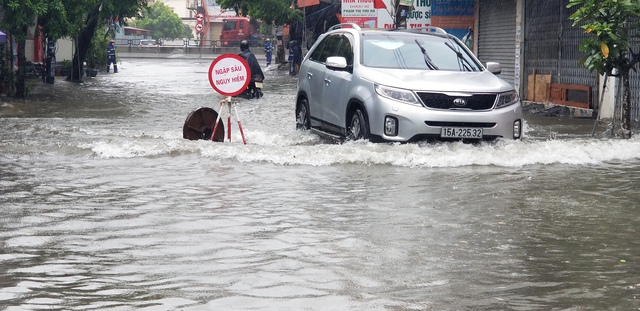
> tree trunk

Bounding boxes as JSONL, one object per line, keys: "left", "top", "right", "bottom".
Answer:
{"left": 621, "top": 68, "right": 632, "bottom": 138}
{"left": 14, "top": 26, "right": 28, "bottom": 98}
{"left": 69, "top": 7, "right": 101, "bottom": 82}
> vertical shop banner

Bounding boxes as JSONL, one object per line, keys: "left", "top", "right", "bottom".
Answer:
{"left": 341, "top": 0, "right": 379, "bottom": 28}
{"left": 431, "top": 0, "right": 474, "bottom": 39}
{"left": 341, "top": 0, "right": 471, "bottom": 37}
{"left": 373, "top": 0, "right": 432, "bottom": 29}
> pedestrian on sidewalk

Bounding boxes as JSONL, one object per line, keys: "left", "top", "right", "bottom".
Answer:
{"left": 288, "top": 40, "right": 295, "bottom": 76}
{"left": 292, "top": 40, "right": 302, "bottom": 76}
{"left": 106, "top": 39, "right": 118, "bottom": 73}
{"left": 264, "top": 38, "right": 273, "bottom": 68}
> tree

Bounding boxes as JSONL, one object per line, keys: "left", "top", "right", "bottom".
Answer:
{"left": 130, "top": 2, "right": 190, "bottom": 40}
{"left": 216, "top": 0, "right": 302, "bottom": 25}
{"left": 65, "top": 0, "right": 146, "bottom": 82}
{"left": 568, "top": 0, "right": 640, "bottom": 138}
{"left": 0, "top": 0, "right": 57, "bottom": 98}
{"left": 182, "top": 23, "right": 194, "bottom": 40}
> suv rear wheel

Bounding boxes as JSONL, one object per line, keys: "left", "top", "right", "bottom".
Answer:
{"left": 347, "top": 108, "right": 369, "bottom": 141}
{"left": 296, "top": 98, "right": 310, "bottom": 130}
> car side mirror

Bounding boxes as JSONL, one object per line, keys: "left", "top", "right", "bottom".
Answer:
{"left": 486, "top": 62, "right": 501, "bottom": 74}
{"left": 326, "top": 56, "right": 348, "bottom": 70}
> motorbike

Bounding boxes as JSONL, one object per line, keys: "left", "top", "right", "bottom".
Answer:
{"left": 236, "top": 75, "right": 263, "bottom": 99}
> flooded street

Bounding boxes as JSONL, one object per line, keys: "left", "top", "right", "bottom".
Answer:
{"left": 1, "top": 58, "right": 640, "bottom": 310}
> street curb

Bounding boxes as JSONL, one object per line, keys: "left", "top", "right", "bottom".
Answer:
{"left": 522, "top": 101, "right": 594, "bottom": 118}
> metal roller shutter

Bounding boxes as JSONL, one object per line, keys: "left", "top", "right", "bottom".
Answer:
{"left": 477, "top": 0, "right": 517, "bottom": 86}
{"left": 523, "top": 0, "right": 599, "bottom": 108}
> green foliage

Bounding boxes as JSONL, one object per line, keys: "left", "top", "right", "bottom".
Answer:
{"left": 568, "top": 0, "right": 640, "bottom": 138}
{"left": 183, "top": 23, "right": 194, "bottom": 39}
{"left": 59, "top": 59, "right": 72, "bottom": 70}
{"left": 37, "top": 0, "right": 70, "bottom": 40}
{"left": 131, "top": 2, "right": 189, "bottom": 40}
{"left": 0, "top": 0, "right": 48, "bottom": 40}
{"left": 567, "top": 0, "right": 640, "bottom": 75}
{"left": 87, "top": 29, "right": 110, "bottom": 69}
{"left": 65, "top": 0, "right": 146, "bottom": 81}
{"left": 216, "top": 0, "right": 302, "bottom": 25}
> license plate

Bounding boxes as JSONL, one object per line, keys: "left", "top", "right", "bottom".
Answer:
{"left": 441, "top": 127, "right": 483, "bottom": 138}
{"left": 255, "top": 82, "right": 263, "bottom": 88}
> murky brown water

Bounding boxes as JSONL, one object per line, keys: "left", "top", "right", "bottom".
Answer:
{"left": 1, "top": 58, "right": 639, "bottom": 310}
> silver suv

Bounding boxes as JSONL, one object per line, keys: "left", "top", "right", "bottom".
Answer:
{"left": 295, "top": 24, "right": 523, "bottom": 142}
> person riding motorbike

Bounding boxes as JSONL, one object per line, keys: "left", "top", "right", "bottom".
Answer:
{"left": 237, "top": 40, "right": 264, "bottom": 99}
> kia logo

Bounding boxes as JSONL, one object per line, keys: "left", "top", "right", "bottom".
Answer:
{"left": 453, "top": 98, "right": 467, "bottom": 107}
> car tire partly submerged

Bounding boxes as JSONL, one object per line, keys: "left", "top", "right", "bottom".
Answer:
{"left": 296, "top": 98, "right": 311, "bottom": 130}
{"left": 347, "top": 108, "right": 369, "bottom": 141}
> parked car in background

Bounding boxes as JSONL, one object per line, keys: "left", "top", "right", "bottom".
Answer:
{"left": 138, "top": 39, "right": 159, "bottom": 47}
{"left": 295, "top": 24, "right": 523, "bottom": 143}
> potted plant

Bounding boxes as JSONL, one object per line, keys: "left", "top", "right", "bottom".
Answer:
{"left": 58, "top": 60, "right": 72, "bottom": 77}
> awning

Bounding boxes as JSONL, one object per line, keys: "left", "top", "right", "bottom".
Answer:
{"left": 0, "top": 31, "right": 6, "bottom": 43}
{"left": 123, "top": 26, "right": 152, "bottom": 36}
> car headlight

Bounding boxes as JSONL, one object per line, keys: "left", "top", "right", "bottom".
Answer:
{"left": 495, "top": 90, "right": 519, "bottom": 108}
{"left": 375, "top": 84, "right": 420, "bottom": 105}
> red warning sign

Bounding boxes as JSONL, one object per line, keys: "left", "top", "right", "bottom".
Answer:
{"left": 208, "top": 54, "right": 251, "bottom": 97}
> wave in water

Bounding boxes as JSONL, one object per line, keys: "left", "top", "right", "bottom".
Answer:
{"left": 78, "top": 127, "right": 640, "bottom": 167}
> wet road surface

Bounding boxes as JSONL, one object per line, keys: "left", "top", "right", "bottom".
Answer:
{"left": 1, "top": 58, "right": 639, "bottom": 310}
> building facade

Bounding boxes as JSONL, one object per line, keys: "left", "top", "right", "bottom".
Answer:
{"left": 334, "top": 0, "right": 639, "bottom": 121}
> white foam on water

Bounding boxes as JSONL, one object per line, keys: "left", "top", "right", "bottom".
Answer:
{"left": 80, "top": 126, "right": 640, "bottom": 167}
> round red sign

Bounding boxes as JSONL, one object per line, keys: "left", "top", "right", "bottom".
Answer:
{"left": 208, "top": 54, "right": 251, "bottom": 97}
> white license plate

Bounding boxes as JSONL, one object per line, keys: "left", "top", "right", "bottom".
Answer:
{"left": 441, "top": 127, "right": 483, "bottom": 138}
{"left": 255, "top": 82, "right": 263, "bottom": 88}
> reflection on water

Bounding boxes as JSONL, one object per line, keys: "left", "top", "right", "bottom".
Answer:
{"left": 1, "top": 59, "right": 639, "bottom": 310}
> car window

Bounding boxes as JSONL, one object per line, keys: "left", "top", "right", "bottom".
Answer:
{"left": 224, "top": 21, "right": 236, "bottom": 31}
{"left": 335, "top": 34, "right": 354, "bottom": 66}
{"left": 309, "top": 34, "right": 342, "bottom": 64}
{"left": 362, "top": 34, "right": 482, "bottom": 71}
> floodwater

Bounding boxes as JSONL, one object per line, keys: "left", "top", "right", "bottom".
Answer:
{"left": 1, "top": 58, "right": 639, "bottom": 311}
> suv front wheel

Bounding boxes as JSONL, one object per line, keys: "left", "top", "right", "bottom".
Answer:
{"left": 347, "top": 108, "right": 369, "bottom": 141}
{"left": 296, "top": 98, "right": 311, "bottom": 130}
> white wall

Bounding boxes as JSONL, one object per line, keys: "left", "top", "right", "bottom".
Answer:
{"left": 55, "top": 38, "right": 74, "bottom": 62}
{"left": 598, "top": 75, "right": 617, "bottom": 120}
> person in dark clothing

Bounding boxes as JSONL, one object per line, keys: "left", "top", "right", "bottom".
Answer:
{"left": 238, "top": 40, "right": 264, "bottom": 99}
{"left": 264, "top": 38, "right": 273, "bottom": 68}
{"left": 106, "top": 39, "right": 117, "bottom": 73}
{"left": 288, "top": 40, "right": 295, "bottom": 76}
{"left": 292, "top": 40, "right": 302, "bottom": 76}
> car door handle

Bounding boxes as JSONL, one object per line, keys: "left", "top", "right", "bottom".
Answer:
{"left": 324, "top": 78, "right": 331, "bottom": 85}
{"left": 307, "top": 72, "right": 313, "bottom": 79}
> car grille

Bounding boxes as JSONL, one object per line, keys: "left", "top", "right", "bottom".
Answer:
{"left": 416, "top": 93, "right": 497, "bottom": 110}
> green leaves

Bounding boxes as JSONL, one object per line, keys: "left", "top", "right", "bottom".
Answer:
{"left": 567, "top": 0, "right": 640, "bottom": 75}
{"left": 132, "top": 2, "right": 186, "bottom": 40}
{"left": 216, "top": 0, "right": 302, "bottom": 25}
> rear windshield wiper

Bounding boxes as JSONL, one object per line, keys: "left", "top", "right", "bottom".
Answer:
{"left": 415, "top": 40, "right": 438, "bottom": 70}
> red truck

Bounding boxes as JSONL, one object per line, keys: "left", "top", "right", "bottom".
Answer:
{"left": 220, "top": 17, "right": 259, "bottom": 46}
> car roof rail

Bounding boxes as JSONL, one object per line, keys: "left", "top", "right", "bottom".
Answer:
{"left": 396, "top": 26, "right": 447, "bottom": 35}
{"left": 327, "top": 23, "right": 362, "bottom": 31}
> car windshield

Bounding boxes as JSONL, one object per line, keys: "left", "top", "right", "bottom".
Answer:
{"left": 361, "top": 34, "right": 482, "bottom": 72}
